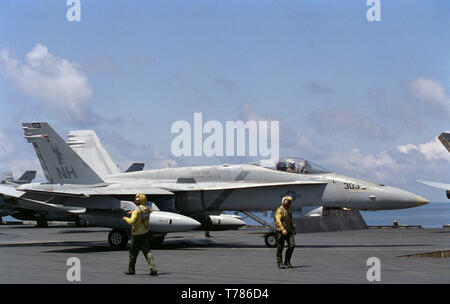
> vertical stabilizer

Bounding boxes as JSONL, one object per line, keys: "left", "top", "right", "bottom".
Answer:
{"left": 67, "top": 130, "right": 121, "bottom": 177}
{"left": 125, "top": 163, "right": 145, "bottom": 173}
{"left": 23, "top": 122, "right": 104, "bottom": 185}
{"left": 438, "top": 132, "right": 450, "bottom": 154}
{"left": 16, "top": 171, "right": 37, "bottom": 184}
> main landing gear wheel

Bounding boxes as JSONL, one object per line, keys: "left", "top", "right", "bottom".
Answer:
{"left": 264, "top": 232, "right": 278, "bottom": 248}
{"left": 36, "top": 215, "right": 48, "bottom": 228}
{"left": 74, "top": 216, "right": 87, "bottom": 227}
{"left": 108, "top": 229, "right": 129, "bottom": 250}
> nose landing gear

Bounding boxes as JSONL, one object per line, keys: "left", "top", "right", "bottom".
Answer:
{"left": 264, "top": 231, "right": 278, "bottom": 248}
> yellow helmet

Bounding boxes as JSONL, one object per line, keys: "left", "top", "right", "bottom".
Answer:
{"left": 282, "top": 195, "right": 292, "bottom": 206}
{"left": 135, "top": 193, "right": 147, "bottom": 205}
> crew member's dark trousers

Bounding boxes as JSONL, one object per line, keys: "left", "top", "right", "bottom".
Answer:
{"left": 276, "top": 232, "right": 295, "bottom": 265}
{"left": 128, "top": 232, "right": 156, "bottom": 273}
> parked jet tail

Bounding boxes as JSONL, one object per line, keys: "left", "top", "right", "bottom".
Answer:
{"left": 66, "top": 130, "right": 122, "bottom": 177}
{"left": 438, "top": 132, "right": 450, "bottom": 154}
{"left": 16, "top": 170, "right": 37, "bottom": 184}
{"left": 23, "top": 122, "right": 104, "bottom": 185}
{"left": 126, "top": 163, "right": 145, "bottom": 172}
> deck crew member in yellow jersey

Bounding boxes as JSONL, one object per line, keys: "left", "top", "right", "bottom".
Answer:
{"left": 275, "top": 195, "right": 296, "bottom": 269}
{"left": 123, "top": 193, "right": 158, "bottom": 276}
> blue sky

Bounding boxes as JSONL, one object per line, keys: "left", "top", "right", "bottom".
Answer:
{"left": 0, "top": 0, "right": 449, "bottom": 202}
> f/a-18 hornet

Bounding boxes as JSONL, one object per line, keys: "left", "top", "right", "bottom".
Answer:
{"left": 0, "top": 122, "right": 428, "bottom": 248}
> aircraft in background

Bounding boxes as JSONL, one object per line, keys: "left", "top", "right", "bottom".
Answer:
{"left": 0, "top": 122, "right": 428, "bottom": 249}
{"left": 1, "top": 171, "right": 36, "bottom": 185}
{"left": 0, "top": 169, "right": 90, "bottom": 227}
{"left": 126, "top": 163, "right": 145, "bottom": 173}
{"left": 417, "top": 132, "right": 450, "bottom": 199}
{"left": 0, "top": 132, "right": 148, "bottom": 227}
{"left": 0, "top": 170, "right": 37, "bottom": 224}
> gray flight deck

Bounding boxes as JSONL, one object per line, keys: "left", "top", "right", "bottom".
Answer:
{"left": 0, "top": 224, "right": 449, "bottom": 284}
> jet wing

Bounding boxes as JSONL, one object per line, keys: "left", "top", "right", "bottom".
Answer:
{"left": 0, "top": 184, "right": 25, "bottom": 199}
{"left": 18, "top": 197, "right": 86, "bottom": 214}
{"left": 160, "top": 180, "right": 327, "bottom": 192}
{"left": 18, "top": 183, "right": 174, "bottom": 197}
{"left": 417, "top": 180, "right": 450, "bottom": 190}
{"left": 17, "top": 180, "right": 324, "bottom": 197}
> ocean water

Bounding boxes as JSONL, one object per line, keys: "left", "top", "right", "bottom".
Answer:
{"left": 239, "top": 202, "right": 450, "bottom": 228}
{"left": 360, "top": 202, "right": 450, "bottom": 228}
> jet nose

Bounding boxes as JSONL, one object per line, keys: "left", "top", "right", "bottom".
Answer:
{"left": 415, "top": 195, "right": 429, "bottom": 207}
{"left": 374, "top": 186, "right": 429, "bottom": 210}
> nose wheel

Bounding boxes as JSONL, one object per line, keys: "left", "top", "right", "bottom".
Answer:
{"left": 264, "top": 232, "right": 278, "bottom": 248}
{"left": 108, "top": 229, "right": 129, "bottom": 249}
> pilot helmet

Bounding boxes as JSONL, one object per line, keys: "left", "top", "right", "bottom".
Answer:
{"left": 276, "top": 161, "right": 285, "bottom": 170}
{"left": 288, "top": 159, "right": 296, "bottom": 169}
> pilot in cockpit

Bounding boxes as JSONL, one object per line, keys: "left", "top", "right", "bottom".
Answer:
{"left": 298, "top": 160, "right": 309, "bottom": 173}
{"left": 286, "top": 159, "right": 296, "bottom": 173}
{"left": 276, "top": 159, "right": 296, "bottom": 173}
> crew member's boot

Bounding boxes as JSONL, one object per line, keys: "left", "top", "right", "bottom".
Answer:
{"left": 284, "top": 260, "right": 293, "bottom": 268}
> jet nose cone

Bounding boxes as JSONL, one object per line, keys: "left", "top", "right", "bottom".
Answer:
{"left": 374, "top": 186, "right": 430, "bottom": 210}
{"left": 395, "top": 190, "right": 429, "bottom": 209}
{"left": 415, "top": 195, "right": 429, "bottom": 207}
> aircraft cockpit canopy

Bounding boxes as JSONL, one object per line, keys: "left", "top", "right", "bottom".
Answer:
{"left": 253, "top": 158, "right": 331, "bottom": 174}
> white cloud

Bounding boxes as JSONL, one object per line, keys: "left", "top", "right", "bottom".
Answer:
{"left": 325, "top": 148, "right": 401, "bottom": 182}
{"left": 407, "top": 78, "right": 450, "bottom": 116}
{"left": 321, "top": 134, "right": 450, "bottom": 189}
{"left": 397, "top": 137, "right": 450, "bottom": 161}
{"left": 0, "top": 44, "right": 94, "bottom": 124}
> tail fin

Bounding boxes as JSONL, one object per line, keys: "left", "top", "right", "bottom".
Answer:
{"left": 125, "top": 162, "right": 145, "bottom": 172}
{"left": 438, "top": 132, "right": 450, "bottom": 154}
{"left": 66, "top": 130, "right": 121, "bottom": 177}
{"left": 16, "top": 170, "right": 37, "bottom": 184}
{"left": 23, "top": 122, "right": 104, "bottom": 185}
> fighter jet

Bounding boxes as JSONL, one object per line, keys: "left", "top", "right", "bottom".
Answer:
{"left": 1, "top": 130, "right": 148, "bottom": 228}
{"left": 0, "top": 169, "right": 88, "bottom": 227}
{"left": 0, "top": 170, "right": 38, "bottom": 224}
{"left": 1, "top": 171, "right": 36, "bottom": 185}
{"left": 126, "top": 163, "right": 145, "bottom": 173}
{"left": 417, "top": 132, "right": 450, "bottom": 199}
{"left": 0, "top": 122, "right": 428, "bottom": 249}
